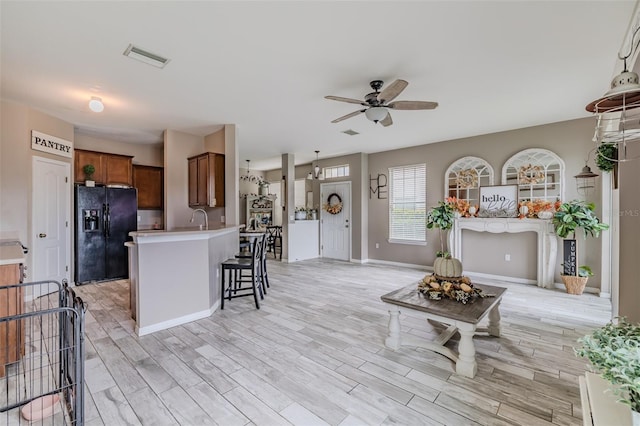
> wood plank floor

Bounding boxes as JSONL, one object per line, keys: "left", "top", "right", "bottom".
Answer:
{"left": 69, "top": 259, "right": 611, "bottom": 426}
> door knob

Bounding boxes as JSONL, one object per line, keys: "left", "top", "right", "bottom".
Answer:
{"left": 38, "top": 233, "right": 46, "bottom": 238}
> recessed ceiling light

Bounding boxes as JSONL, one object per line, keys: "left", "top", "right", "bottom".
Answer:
{"left": 123, "top": 44, "right": 170, "bottom": 68}
{"left": 88, "top": 96, "right": 104, "bottom": 113}
{"left": 342, "top": 129, "right": 359, "bottom": 136}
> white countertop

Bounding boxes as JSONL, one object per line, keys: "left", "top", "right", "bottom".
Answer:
{"left": 0, "top": 245, "right": 25, "bottom": 265}
{"left": 129, "top": 224, "right": 242, "bottom": 244}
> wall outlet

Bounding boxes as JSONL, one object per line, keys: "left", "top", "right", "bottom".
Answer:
{"left": 375, "top": 243, "right": 380, "bottom": 249}
{"left": 221, "top": 216, "right": 225, "bottom": 223}
{"left": 504, "top": 254, "right": 511, "bottom": 261}
{"left": 137, "top": 215, "right": 141, "bottom": 222}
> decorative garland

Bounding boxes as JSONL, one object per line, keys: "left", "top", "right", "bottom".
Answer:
{"left": 518, "top": 164, "right": 545, "bottom": 185}
{"left": 324, "top": 193, "right": 343, "bottom": 215}
{"left": 455, "top": 169, "right": 478, "bottom": 189}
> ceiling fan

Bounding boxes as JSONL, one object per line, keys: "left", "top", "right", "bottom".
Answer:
{"left": 325, "top": 79, "right": 438, "bottom": 127}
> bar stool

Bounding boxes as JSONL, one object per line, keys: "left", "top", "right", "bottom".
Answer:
{"left": 220, "top": 234, "right": 265, "bottom": 309}
{"left": 266, "top": 225, "right": 282, "bottom": 260}
{"left": 235, "top": 231, "right": 269, "bottom": 294}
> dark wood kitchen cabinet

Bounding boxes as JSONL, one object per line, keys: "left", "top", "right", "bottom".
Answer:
{"left": 188, "top": 153, "right": 225, "bottom": 208}
{"left": 133, "top": 165, "right": 164, "bottom": 210}
{"left": 74, "top": 149, "right": 133, "bottom": 186}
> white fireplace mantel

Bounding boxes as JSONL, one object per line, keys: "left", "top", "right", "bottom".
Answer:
{"left": 449, "top": 218, "right": 557, "bottom": 288}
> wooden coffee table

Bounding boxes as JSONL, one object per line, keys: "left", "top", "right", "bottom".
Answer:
{"left": 381, "top": 282, "right": 506, "bottom": 378}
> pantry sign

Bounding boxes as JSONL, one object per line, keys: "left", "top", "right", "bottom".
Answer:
{"left": 478, "top": 185, "right": 518, "bottom": 218}
{"left": 31, "top": 130, "right": 73, "bottom": 158}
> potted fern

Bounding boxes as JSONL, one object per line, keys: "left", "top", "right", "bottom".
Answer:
{"left": 552, "top": 200, "right": 608, "bottom": 294}
{"left": 575, "top": 317, "right": 640, "bottom": 424}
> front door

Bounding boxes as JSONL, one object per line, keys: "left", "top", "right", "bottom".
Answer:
{"left": 320, "top": 182, "right": 350, "bottom": 261}
{"left": 32, "top": 156, "right": 71, "bottom": 297}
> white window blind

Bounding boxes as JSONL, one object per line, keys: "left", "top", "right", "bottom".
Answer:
{"left": 389, "top": 163, "right": 427, "bottom": 244}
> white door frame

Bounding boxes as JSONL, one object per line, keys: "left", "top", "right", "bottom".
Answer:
{"left": 31, "top": 155, "right": 71, "bottom": 296}
{"left": 320, "top": 181, "right": 352, "bottom": 261}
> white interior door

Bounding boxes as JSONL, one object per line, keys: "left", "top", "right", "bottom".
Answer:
{"left": 32, "top": 156, "right": 70, "bottom": 296}
{"left": 321, "top": 182, "right": 350, "bottom": 261}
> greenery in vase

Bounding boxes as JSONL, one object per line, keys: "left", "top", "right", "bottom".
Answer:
{"left": 552, "top": 200, "right": 609, "bottom": 239}
{"left": 427, "top": 201, "right": 455, "bottom": 254}
{"left": 82, "top": 164, "right": 95, "bottom": 180}
{"left": 575, "top": 317, "right": 640, "bottom": 412}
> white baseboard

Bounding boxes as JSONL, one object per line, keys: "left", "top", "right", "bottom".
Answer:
{"left": 365, "top": 258, "right": 432, "bottom": 272}
{"left": 136, "top": 304, "right": 217, "bottom": 336}
{"left": 465, "top": 270, "right": 537, "bottom": 285}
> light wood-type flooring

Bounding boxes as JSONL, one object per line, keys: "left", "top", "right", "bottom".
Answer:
{"left": 70, "top": 259, "right": 611, "bottom": 425}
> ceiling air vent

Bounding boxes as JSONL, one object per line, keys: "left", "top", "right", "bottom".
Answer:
{"left": 342, "top": 129, "right": 359, "bottom": 136}
{"left": 123, "top": 44, "right": 170, "bottom": 69}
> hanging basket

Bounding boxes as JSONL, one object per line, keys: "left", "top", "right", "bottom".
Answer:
{"left": 561, "top": 275, "right": 589, "bottom": 295}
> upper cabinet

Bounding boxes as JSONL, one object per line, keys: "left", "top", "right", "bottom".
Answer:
{"left": 188, "top": 153, "right": 225, "bottom": 208}
{"left": 74, "top": 149, "right": 133, "bottom": 186}
{"left": 133, "top": 165, "right": 164, "bottom": 210}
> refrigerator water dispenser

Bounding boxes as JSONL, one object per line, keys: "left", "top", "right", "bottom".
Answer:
{"left": 83, "top": 209, "right": 100, "bottom": 231}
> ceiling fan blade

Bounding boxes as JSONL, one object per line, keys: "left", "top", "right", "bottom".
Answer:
{"left": 388, "top": 100, "right": 438, "bottom": 110}
{"left": 331, "top": 109, "right": 365, "bottom": 123}
{"left": 380, "top": 112, "right": 393, "bottom": 127}
{"left": 378, "top": 79, "right": 408, "bottom": 103}
{"left": 325, "top": 95, "right": 366, "bottom": 105}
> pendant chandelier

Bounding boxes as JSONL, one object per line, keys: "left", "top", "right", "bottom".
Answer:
{"left": 307, "top": 150, "right": 324, "bottom": 180}
{"left": 586, "top": 26, "right": 640, "bottom": 163}
{"left": 574, "top": 149, "right": 599, "bottom": 197}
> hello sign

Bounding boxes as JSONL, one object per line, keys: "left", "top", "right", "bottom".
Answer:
{"left": 478, "top": 185, "right": 518, "bottom": 218}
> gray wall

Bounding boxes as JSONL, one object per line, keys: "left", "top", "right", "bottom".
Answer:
{"left": 1, "top": 100, "right": 75, "bottom": 283}
{"left": 368, "top": 117, "right": 603, "bottom": 288}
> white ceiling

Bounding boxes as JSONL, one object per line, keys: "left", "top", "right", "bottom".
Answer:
{"left": 1, "top": 1, "right": 635, "bottom": 170}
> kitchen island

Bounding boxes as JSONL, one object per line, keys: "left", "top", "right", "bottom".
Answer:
{"left": 128, "top": 225, "right": 240, "bottom": 336}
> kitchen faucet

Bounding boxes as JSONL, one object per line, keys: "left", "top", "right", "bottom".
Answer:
{"left": 190, "top": 208, "right": 208, "bottom": 230}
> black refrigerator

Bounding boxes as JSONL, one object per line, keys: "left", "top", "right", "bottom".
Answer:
{"left": 74, "top": 185, "right": 137, "bottom": 284}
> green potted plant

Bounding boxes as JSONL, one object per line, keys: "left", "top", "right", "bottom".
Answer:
{"left": 427, "top": 200, "right": 463, "bottom": 277}
{"left": 82, "top": 164, "right": 96, "bottom": 187}
{"left": 596, "top": 143, "right": 618, "bottom": 173}
{"left": 575, "top": 317, "right": 640, "bottom": 423}
{"left": 552, "top": 200, "right": 608, "bottom": 294}
{"left": 427, "top": 201, "right": 455, "bottom": 254}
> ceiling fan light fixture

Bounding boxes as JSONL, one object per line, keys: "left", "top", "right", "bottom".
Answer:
{"left": 88, "top": 96, "right": 104, "bottom": 113}
{"left": 365, "top": 107, "right": 388, "bottom": 123}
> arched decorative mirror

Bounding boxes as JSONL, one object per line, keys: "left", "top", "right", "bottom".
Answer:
{"left": 444, "top": 156, "right": 494, "bottom": 204}
{"left": 502, "top": 148, "right": 565, "bottom": 203}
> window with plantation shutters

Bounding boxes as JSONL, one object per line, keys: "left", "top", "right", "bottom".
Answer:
{"left": 388, "top": 163, "right": 427, "bottom": 244}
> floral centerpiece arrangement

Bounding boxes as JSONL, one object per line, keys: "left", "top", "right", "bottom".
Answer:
{"left": 417, "top": 273, "right": 495, "bottom": 304}
{"left": 575, "top": 317, "right": 640, "bottom": 416}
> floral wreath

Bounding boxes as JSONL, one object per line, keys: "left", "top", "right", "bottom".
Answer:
{"left": 455, "top": 169, "right": 478, "bottom": 189}
{"left": 323, "top": 193, "right": 343, "bottom": 215}
{"left": 518, "top": 164, "right": 545, "bottom": 185}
